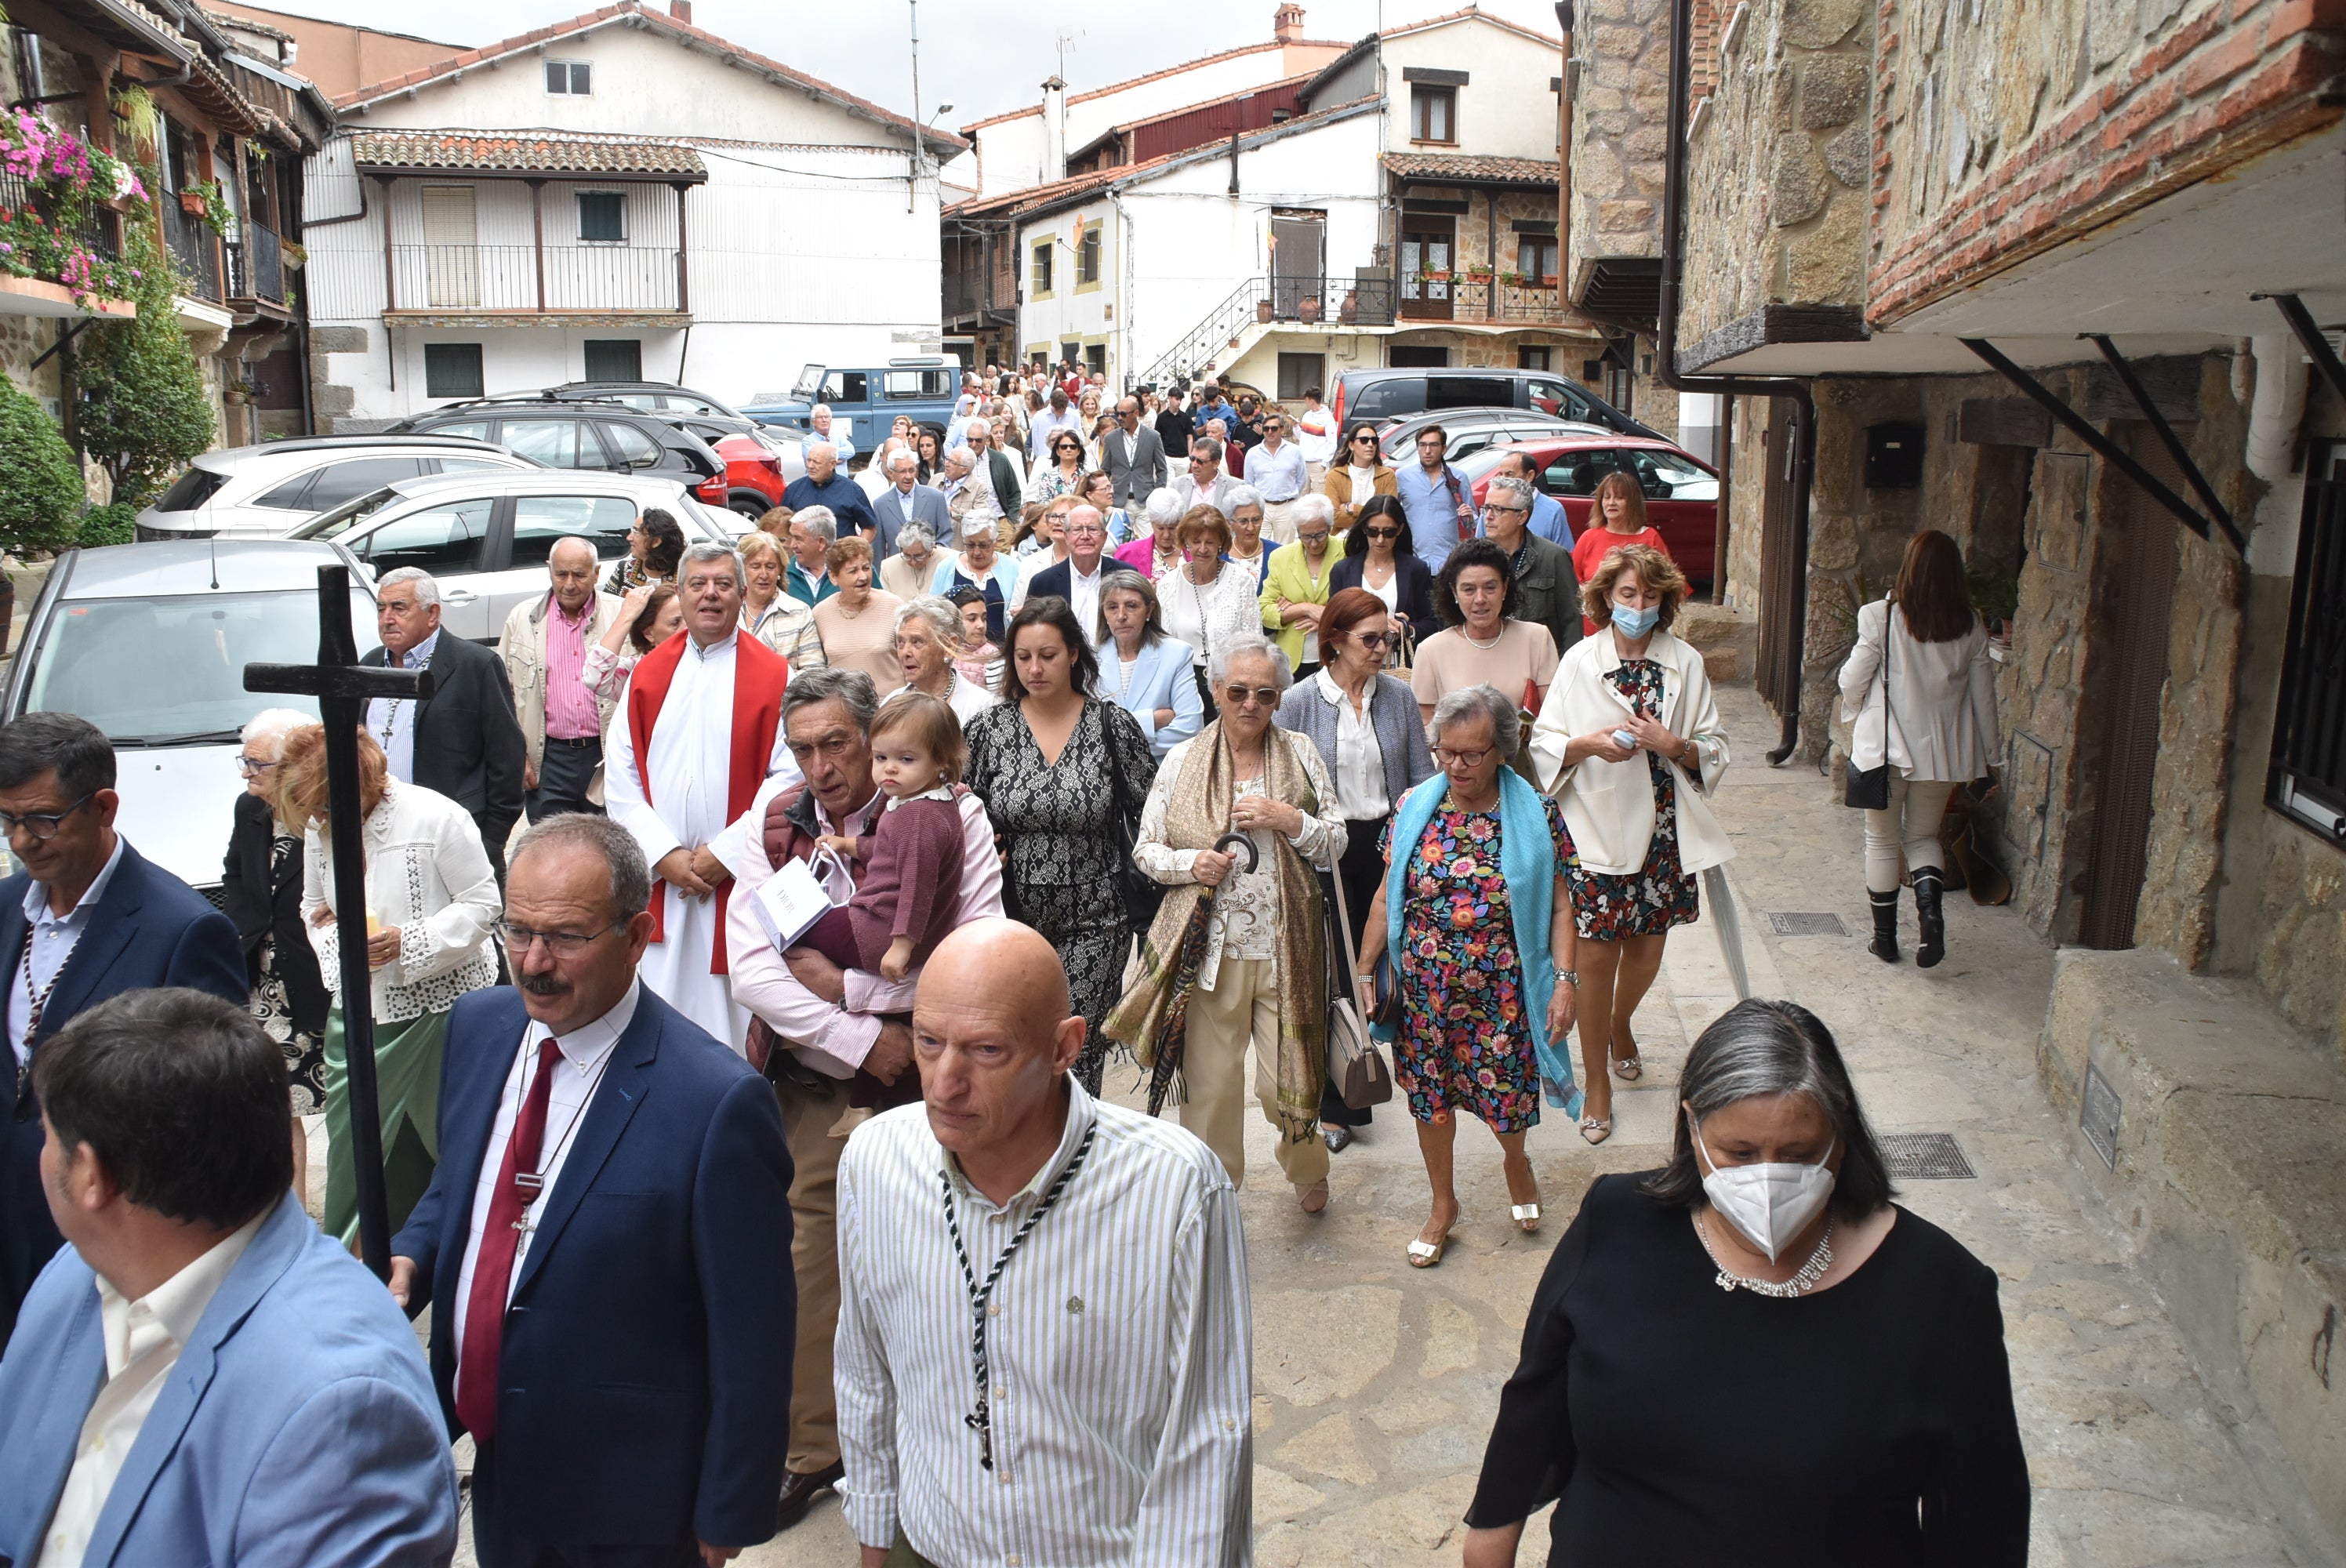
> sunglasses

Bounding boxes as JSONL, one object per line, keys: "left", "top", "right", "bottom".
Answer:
{"left": 1350, "top": 434, "right": 1378, "bottom": 445}
{"left": 1364, "top": 525, "right": 1401, "bottom": 540}
{"left": 1349, "top": 630, "right": 1394, "bottom": 650}
{"left": 1222, "top": 684, "right": 1281, "bottom": 706}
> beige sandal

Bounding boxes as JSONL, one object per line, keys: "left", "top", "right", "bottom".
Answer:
{"left": 1578, "top": 1115, "right": 1613, "bottom": 1145}
{"left": 1407, "top": 1214, "right": 1459, "bottom": 1268}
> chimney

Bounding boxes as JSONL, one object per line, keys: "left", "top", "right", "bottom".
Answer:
{"left": 1041, "top": 74, "right": 1067, "bottom": 179}
{"left": 1273, "top": 3, "right": 1304, "bottom": 43}
{"left": 669, "top": 0, "right": 692, "bottom": 21}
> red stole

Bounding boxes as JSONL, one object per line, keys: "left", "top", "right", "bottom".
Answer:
{"left": 623, "top": 630, "right": 790, "bottom": 974}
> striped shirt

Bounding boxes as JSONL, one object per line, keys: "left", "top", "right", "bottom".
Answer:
{"left": 835, "top": 1079, "right": 1252, "bottom": 1566}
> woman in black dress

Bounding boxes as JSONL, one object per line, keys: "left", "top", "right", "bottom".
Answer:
{"left": 963, "top": 596, "right": 1157, "bottom": 1091}
{"left": 1464, "top": 998, "right": 2028, "bottom": 1567}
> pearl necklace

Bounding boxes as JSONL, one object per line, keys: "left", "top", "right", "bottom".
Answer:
{"left": 1695, "top": 1211, "right": 1835, "bottom": 1298}
{"left": 1463, "top": 625, "right": 1505, "bottom": 651}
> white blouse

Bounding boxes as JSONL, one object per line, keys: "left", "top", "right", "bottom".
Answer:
{"left": 1313, "top": 668, "right": 1389, "bottom": 820}
{"left": 302, "top": 779, "right": 500, "bottom": 1024}
{"left": 1156, "top": 563, "right": 1262, "bottom": 671}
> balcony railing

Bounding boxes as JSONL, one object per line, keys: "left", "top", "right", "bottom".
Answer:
{"left": 226, "top": 223, "right": 285, "bottom": 306}
{"left": 163, "top": 200, "right": 222, "bottom": 303}
{"left": 1399, "top": 275, "right": 1568, "bottom": 322}
{"left": 944, "top": 267, "right": 1015, "bottom": 322}
{"left": 1136, "top": 273, "right": 1400, "bottom": 390}
{"left": 385, "top": 244, "right": 682, "bottom": 314}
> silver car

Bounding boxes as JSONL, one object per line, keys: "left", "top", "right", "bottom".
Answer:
{"left": 289, "top": 469, "right": 746, "bottom": 641}
{"left": 0, "top": 539, "right": 382, "bottom": 898}
{"left": 133, "top": 435, "right": 537, "bottom": 541}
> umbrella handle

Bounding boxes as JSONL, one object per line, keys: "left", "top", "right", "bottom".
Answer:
{"left": 1215, "top": 831, "right": 1259, "bottom": 876}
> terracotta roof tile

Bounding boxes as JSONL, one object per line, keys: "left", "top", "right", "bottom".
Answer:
{"left": 350, "top": 129, "right": 707, "bottom": 178}
{"left": 1382, "top": 151, "right": 1562, "bottom": 185}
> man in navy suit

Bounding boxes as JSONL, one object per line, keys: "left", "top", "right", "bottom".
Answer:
{"left": 391, "top": 812, "right": 793, "bottom": 1567}
{"left": 0, "top": 713, "right": 245, "bottom": 1347}
{"left": 0, "top": 988, "right": 456, "bottom": 1568}
{"left": 868, "top": 446, "right": 950, "bottom": 564}
{"left": 1016, "top": 504, "right": 1113, "bottom": 642}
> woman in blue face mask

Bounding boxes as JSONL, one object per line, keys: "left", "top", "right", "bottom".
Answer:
{"left": 1462, "top": 998, "right": 2029, "bottom": 1568}
{"left": 1526, "top": 543, "right": 1733, "bottom": 1143}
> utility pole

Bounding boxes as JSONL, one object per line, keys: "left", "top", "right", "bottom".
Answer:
{"left": 907, "top": 0, "right": 924, "bottom": 213}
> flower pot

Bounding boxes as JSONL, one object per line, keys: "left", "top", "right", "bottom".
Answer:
{"left": 1298, "top": 298, "right": 1321, "bottom": 323}
{"left": 179, "top": 191, "right": 205, "bottom": 216}
{"left": 1255, "top": 300, "right": 1273, "bottom": 323}
{"left": 1541, "top": 274, "right": 1558, "bottom": 288}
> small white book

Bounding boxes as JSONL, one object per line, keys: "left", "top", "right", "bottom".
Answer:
{"left": 750, "top": 850, "right": 850, "bottom": 952}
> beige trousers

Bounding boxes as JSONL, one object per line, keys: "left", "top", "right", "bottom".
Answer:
{"left": 1260, "top": 498, "right": 1302, "bottom": 545}
{"left": 1181, "top": 957, "right": 1329, "bottom": 1191}
{"left": 775, "top": 1076, "right": 848, "bottom": 1473}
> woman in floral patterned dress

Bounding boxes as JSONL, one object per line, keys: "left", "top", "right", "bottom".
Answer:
{"left": 1358, "top": 684, "right": 1583, "bottom": 1268}
{"left": 1527, "top": 543, "right": 1733, "bottom": 1146}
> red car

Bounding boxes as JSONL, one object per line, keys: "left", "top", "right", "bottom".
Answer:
{"left": 1459, "top": 436, "right": 1721, "bottom": 583}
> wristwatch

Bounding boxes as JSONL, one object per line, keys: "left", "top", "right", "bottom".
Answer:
{"left": 1558, "top": 968, "right": 1580, "bottom": 987}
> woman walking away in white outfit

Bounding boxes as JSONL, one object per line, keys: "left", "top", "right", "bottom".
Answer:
{"left": 1836, "top": 529, "right": 2000, "bottom": 968}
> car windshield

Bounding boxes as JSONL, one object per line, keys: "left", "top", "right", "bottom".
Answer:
{"left": 22, "top": 589, "right": 380, "bottom": 745}
{"left": 792, "top": 364, "right": 826, "bottom": 399}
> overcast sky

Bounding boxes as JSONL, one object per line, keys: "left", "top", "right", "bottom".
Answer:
{"left": 245, "top": 0, "right": 1566, "bottom": 127}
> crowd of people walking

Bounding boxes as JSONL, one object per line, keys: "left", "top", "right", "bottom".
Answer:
{"left": 0, "top": 361, "right": 2027, "bottom": 1568}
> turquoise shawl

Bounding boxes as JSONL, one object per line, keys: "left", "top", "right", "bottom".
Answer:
{"left": 1378, "top": 767, "right": 1582, "bottom": 1116}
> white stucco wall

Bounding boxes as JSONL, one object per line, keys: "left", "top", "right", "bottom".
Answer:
{"left": 1380, "top": 17, "right": 1564, "bottom": 162}
{"left": 304, "top": 19, "right": 945, "bottom": 422}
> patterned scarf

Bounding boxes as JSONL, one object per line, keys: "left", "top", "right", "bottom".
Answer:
{"left": 1106, "top": 720, "right": 1327, "bottom": 1142}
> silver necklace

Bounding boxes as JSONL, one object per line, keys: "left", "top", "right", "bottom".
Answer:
{"left": 1696, "top": 1210, "right": 1835, "bottom": 1298}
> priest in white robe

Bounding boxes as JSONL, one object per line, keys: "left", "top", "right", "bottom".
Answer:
{"left": 605, "top": 541, "right": 799, "bottom": 1050}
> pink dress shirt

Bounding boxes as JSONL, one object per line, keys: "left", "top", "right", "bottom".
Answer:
{"left": 541, "top": 596, "right": 600, "bottom": 740}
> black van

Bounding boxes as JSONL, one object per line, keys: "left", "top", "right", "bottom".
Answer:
{"left": 1331, "top": 368, "right": 1662, "bottom": 441}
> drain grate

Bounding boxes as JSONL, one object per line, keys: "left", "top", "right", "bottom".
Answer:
{"left": 1768, "top": 911, "right": 1850, "bottom": 937}
{"left": 1879, "top": 1132, "right": 1976, "bottom": 1180}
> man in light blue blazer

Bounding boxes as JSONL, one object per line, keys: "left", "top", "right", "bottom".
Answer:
{"left": 868, "top": 445, "right": 950, "bottom": 562}
{"left": 0, "top": 987, "right": 456, "bottom": 1568}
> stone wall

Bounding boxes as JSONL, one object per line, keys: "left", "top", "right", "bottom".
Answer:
{"left": 0, "top": 315, "right": 66, "bottom": 409}
{"left": 1567, "top": 0, "right": 1669, "bottom": 292}
{"left": 1871, "top": 0, "right": 2346, "bottom": 325}
{"left": 1679, "top": 0, "right": 1873, "bottom": 350}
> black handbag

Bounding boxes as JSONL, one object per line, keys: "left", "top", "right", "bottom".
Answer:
{"left": 1843, "top": 603, "right": 1896, "bottom": 811}
{"left": 1110, "top": 760, "right": 1164, "bottom": 936}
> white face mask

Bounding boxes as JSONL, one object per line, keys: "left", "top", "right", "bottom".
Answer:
{"left": 1694, "top": 1120, "right": 1837, "bottom": 1263}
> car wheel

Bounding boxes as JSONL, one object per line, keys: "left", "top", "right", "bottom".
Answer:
{"left": 728, "top": 493, "right": 769, "bottom": 521}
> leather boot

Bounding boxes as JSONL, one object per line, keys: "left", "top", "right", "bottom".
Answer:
{"left": 1868, "top": 889, "right": 1901, "bottom": 964}
{"left": 1913, "top": 869, "right": 1946, "bottom": 969}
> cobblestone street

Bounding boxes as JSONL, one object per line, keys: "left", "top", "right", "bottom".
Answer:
{"left": 735, "top": 684, "right": 2336, "bottom": 1567}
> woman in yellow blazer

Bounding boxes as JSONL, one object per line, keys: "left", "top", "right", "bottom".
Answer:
{"left": 1324, "top": 421, "right": 1400, "bottom": 535}
{"left": 1261, "top": 494, "right": 1342, "bottom": 676}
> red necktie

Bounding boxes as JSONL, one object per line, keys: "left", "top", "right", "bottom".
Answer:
{"left": 454, "top": 1037, "right": 561, "bottom": 1443}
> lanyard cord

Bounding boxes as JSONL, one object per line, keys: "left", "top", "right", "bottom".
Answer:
{"left": 939, "top": 1119, "right": 1098, "bottom": 1471}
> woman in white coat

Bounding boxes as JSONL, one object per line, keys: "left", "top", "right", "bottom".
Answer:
{"left": 281, "top": 724, "right": 501, "bottom": 1249}
{"left": 1528, "top": 544, "right": 1730, "bottom": 1144}
{"left": 1836, "top": 528, "right": 2000, "bottom": 968}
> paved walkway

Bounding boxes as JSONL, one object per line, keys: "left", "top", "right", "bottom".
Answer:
{"left": 435, "top": 684, "right": 2334, "bottom": 1567}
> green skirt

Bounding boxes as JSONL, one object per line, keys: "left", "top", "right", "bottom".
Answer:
{"left": 321, "top": 1004, "right": 449, "bottom": 1249}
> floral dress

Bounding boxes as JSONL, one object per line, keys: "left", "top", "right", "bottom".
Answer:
{"left": 1380, "top": 792, "right": 1578, "bottom": 1131}
{"left": 1566, "top": 658, "right": 1701, "bottom": 939}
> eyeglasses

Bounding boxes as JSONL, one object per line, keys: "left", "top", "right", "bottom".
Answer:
{"left": 1364, "top": 525, "right": 1401, "bottom": 540}
{"left": 1484, "top": 504, "right": 1529, "bottom": 517}
{"left": 0, "top": 793, "right": 93, "bottom": 841}
{"left": 236, "top": 755, "right": 280, "bottom": 777}
{"left": 1349, "top": 631, "right": 1394, "bottom": 651}
{"left": 493, "top": 919, "right": 623, "bottom": 956}
{"left": 1434, "top": 746, "right": 1493, "bottom": 768}
{"left": 1222, "top": 684, "right": 1281, "bottom": 707}
{"left": 1296, "top": 532, "right": 1330, "bottom": 546}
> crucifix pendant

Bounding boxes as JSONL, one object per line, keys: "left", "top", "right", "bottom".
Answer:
{"left": 964, "top": 1403, "right": 993, "bottom": 1470}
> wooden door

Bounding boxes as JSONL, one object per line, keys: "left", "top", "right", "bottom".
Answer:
{"left": 1756, "top": 396, "right": 1806, "bottom": 721}
{"left": 421, "top": 184, "right": 479, "bottom": 308}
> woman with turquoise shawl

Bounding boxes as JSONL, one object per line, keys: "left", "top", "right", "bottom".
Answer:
{"left": 1356, "top": 683, "right": 1582, "bottom": 1268}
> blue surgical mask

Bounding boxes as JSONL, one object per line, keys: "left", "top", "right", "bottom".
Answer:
{"left": 1612, "top": 603, "right": 1661, "bottom": 638}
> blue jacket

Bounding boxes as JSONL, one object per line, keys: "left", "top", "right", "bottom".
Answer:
{"left": 0, "top": 1191, "right": 457, "bottom": 1568}
{"left": 870, "top": 481, "right": 950, "bottom": 561}
{"left": 1093, "top": 634, "right": 1204, "bottom": 757}
{"left": 1, "top": 840, "right": 245, "bottom": 1335}
{"left": 392, "top": 985, "right": 794, "bottom": 1552}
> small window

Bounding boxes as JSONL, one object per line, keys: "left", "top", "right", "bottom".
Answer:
{"left": 1625, "top": 448, "right": 1718, "bottom": 501}
{"left": 305, "top": 457, "right": 428, "bottom": 513}
{"left": 1085, "top": 344, "right": 1106, "bottom": 378}
{"left": 254, "top": 469, "right": 321, "bottom": 510}
{"left": 1411, "top": 85, "right": 1456, "bottom": 143}
{"left": 1542, "top": 450, "right": 1621, "bottom": 498}
{"left": 510, "top": 495, "right": 641, "bottom": 568}
{"left": 1277, "top": 351, "right": 1326, "bottom": 401}
{"left": 659, "top": 394, "right": 723, "bottom": 415}
{"left": 883, "top": 371, "right": 931, "bottom": 400}
{"left": 1526, "top": 377, "right": 1582, "bottom": 418}
{"left": 1076, "top": 223, "right": 1100, "bottom": 285}
{"left": 1516, "top": 236, "right": 1559, "bottom": 282}
{"left": 423, "top": 343, "right": 484, "bottom": 401}
{"left": 577, "top": 192, "right": 625, "bottom": 244}
{"left": 547, "top": 59, "right": 592, "bottom": 95}
{"left": 1031, "top": 240, "right": 1053, "bottom": 297}
{"left": 1517, "top": 347, "right": 1552, "bottom": 372}
{"left": 424, "top": 420, "right": 491, "bottom": 442}
{"left": 821, "top": 371, "right": 869, "bottom": 405}
{"left": 583, "top": 339, "right": 642, "bottom": 381}
{"left": 353, "top": 498, "right": 491, "bottom": 575}
{"left": 499, "top": 419, "right": 585, "bottom": 468}
{"left": 597, "top": 421, "right": 663, "bottom": 470}
{"left": 2273, "top": 444, "right": 2346, "bottom": 841}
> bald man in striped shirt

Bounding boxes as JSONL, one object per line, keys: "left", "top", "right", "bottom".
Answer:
{"left": 833, "top": 920, "right": 1252, "bottom": 1566}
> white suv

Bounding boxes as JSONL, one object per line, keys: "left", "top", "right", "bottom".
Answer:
{"left": 134, "top": 435, "right": 536, "bottom": 541}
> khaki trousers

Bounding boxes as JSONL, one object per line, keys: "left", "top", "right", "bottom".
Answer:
{"left": 776, "top": 1075, "right": 848, "bottom": 1473}
{"left": 1260, "top": 497, "right": 1302, "bottom": 545}
{"left": 1181, "top": 957, "right": 1329, "bottom": 1191}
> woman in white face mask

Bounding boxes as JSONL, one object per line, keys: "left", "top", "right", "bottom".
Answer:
{"left": 1527, "top": 543, "right": 1733, "bottom": 1145}
{"left": 1459, "top": 998, "right": 2029, "bottom": 1568}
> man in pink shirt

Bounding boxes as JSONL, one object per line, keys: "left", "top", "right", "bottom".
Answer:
{"left": 724, "top": 666, "right": 1004, "bottom": 1534}
{"left": 497, "top": 537, "right": 625, "bottom": 822}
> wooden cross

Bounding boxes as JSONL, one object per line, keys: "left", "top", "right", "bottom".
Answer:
{"left": 244, "top": 564, "right": 434, "bottom": 1281}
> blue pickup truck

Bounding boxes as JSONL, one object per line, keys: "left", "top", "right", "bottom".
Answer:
{"left": 743, "top": 358, "right": 960, "bottom": 457}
